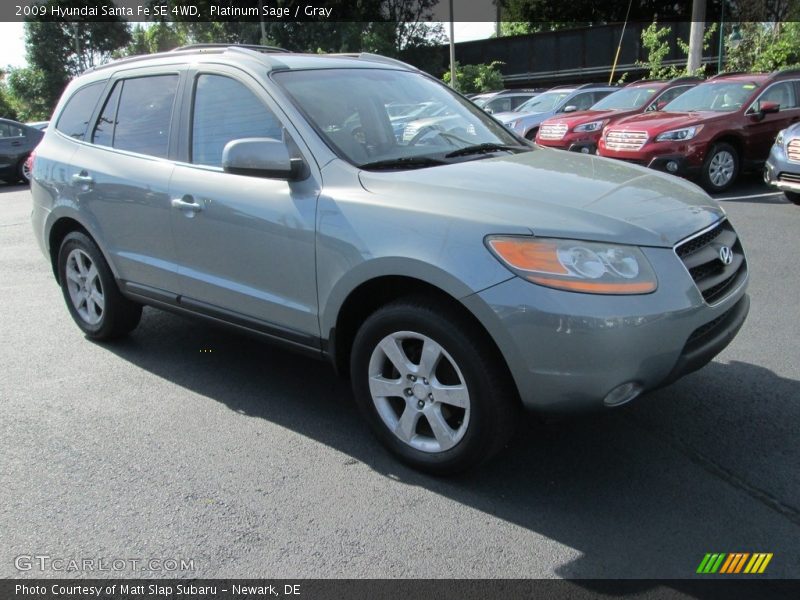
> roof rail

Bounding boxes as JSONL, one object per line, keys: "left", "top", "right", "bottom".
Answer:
{"left": 708, "top": 71, "right": 752, "bottom": 80}
{"left": 668, "top": 75, "right": 703, "bottom": 83}
{"left": 172, "top": 43, "right": 290, "bottom": 53}
{"left": 769, "top": 67, "right": 800, "bottom": 79}
{"left": 328, "top": 52, "right": 419, "bottom": 71}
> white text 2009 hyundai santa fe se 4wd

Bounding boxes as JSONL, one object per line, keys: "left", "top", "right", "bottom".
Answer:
{"left": 30, "top": 46, "right": 749, "bottom": 473}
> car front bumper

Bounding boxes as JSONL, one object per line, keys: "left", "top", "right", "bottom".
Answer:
{"left": 764, "top": 143, "right": 800, "bottom": 193}
{"left": 462, "top": 245, "right": 749, "bottom": 414}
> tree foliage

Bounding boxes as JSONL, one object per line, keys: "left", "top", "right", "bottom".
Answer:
{"left": 442, "top": 61, "right": 505, "bottom": 94}
{"left": 634, "top": 20, "right": 716, "bottom": 80}
{"left": 724, "top": 22, "right": 800, "bottom": 73}
{"left": 8, "top": 0, "right": 130, "bottom": 120}
{"left": 0, "top": 74, "right": 19, "bottom": 121}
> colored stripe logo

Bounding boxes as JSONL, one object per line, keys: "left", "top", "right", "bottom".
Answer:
{"left": 697, "top": 553, "right": 773, "bottom": 574}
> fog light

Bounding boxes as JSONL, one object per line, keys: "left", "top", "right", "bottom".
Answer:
{"left": 665, "top": 161, "right": 679, "bottom": 173}
{"left": 603, "top": 382, "right": 643, "bottom": 407}
{"left": 580, "top": 147, "right": 591, "bottom": 154}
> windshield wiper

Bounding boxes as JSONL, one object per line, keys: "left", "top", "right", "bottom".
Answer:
{"left": 444, "top": 143, "right": 527, "bottom": 159}
{"left": 358, "top": 156, "right": 448, "bottom": 171}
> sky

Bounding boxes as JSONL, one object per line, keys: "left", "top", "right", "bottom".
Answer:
{"left": 0, "top": 21, "right": 495, "bottom": 70}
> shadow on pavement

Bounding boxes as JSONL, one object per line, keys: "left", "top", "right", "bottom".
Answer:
{"left": 99, "top": 307, "right": 800, "bottom": 582}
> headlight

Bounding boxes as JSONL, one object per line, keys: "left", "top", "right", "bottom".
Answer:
{"left": 775, "top": 129, "right": 785, "bottom": 146}
{"left": 655, "top": 125, "right": 703, "bottom": 142}
{"left": 486, "top": 236, "right": 657, "bottom": 294}
{"left": 573, "top": 119, "right": 607, "bottom": 133}
{"left": 506, "top": 119, "right": 521, "bottom": 130}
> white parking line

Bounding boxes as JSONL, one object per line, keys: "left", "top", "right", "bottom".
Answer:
{"left": 717, "top": 191, "right": 784, "bottom": 201}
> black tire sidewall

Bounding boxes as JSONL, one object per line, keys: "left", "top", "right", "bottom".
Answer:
{"left": 784, "top": 191, "right": 800, "bottom": 205}
{"left": 57, "top": 232, "right": 137, "bottom": 339}
{"left": 701, "top": 143, "right": 739, "bottom": 192}
{"left": 350, "top": 301, "right": 514, "bottom": 474}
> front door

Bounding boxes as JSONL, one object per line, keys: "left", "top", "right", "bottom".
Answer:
{"left": 169, "top": 69, "right": 320, "bottom": 346}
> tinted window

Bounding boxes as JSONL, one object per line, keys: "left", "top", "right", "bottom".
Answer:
{"left": 56, "top": 82, "right": 105, "bottom": 140}
{"left": 113, "top": 75, "right": 178, "bottom": 158}
{"left": 0, "top": 122, "right": 25, "bottom": 138}
{"left": 192, "top": 74, "right": 283, "bottom": 167}
{"left": 92, "top": 81, "right": 122, "bottom": 147}
{"left": 759, "top": 81, "right": 798, "bottom": 110}
{"left": 568, "top": 92, "right": 597, "bottom": 111}
{"left": 484, "top": 97, "right": 512, "bottom": 113}
{"left": 656, "top": 85, "right": 693, "bottom": 106}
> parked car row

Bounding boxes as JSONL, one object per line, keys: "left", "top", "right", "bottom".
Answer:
{"left": 504, "top": 69, "right": 800, "bottom": 197}
{"left": 0, "top": 118, "right": 45, "bottom": 185}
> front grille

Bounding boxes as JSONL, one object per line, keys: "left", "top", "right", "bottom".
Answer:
{"left": 787, "top": 139, "right": 800, "bottom": 163}
{"left": 604, "top": 129, "right": 648, "bottom": 151}
{"left": 686, "top": 305, "right": 734, "bottom": 347}
{"left": 675, "top": 219, "right": 747, "bottom": 304}
{"left": 539, "top": 123, "right": 567, "bottom": 140}
{"left": 778, "top": 172, "right": 800, "bottom": 184}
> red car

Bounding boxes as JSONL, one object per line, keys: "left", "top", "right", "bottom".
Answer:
{"left": 536, "top": 77, "right": 699, "bottom": 153}
{"left": 597, "top": 70, "right": 800, "bottom": 192}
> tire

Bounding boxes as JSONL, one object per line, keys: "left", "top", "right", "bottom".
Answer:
{"left": 18, "top": 156, "right": 31, "bottom": 184}
{"left": 700, "top": 143, "right": 739, "bottom": 193}
{"left": 525, "top": 128, "right": 538, "bottom": 141}
{"left": 784, "top": 191, "right": 800, "bottom": 205}
{"left": 57, "top": 231, "right": 142, "bottom": 340}
{"left": 350, "top": 297, "right": 519, "bottom": 475}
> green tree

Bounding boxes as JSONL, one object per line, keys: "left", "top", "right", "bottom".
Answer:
{"left": 122, "top": 22, "right": 186, "bottom": 56}
{"left": 443, "top": 61, "right": 505, "bottom": 93}
{"left": 9, "top": 0, "right": 130, "bottom": 119}
{"left": 0, "top": 73, "right": 19, "bottom": 121}
{"left": 634, "top": 20, "right": 717, "bottom": 79}
{"left": 724, "top": 22, "right": 800, "bottom": 72}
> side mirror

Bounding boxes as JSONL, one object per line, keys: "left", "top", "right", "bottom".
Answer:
{"left": 562, "top": 105, "right": 578, "bottom": 113}
{"left": 759, "top": 100, "right": 780, "bottom": 115}
{"left": 222, "top": 138, "right": 305, "bottom": 180}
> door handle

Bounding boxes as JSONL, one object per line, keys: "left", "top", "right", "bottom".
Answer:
{"left": 171, "top": 195, "right": 203, "bottom": 213}
{"left": 71, "top": 172, "right": 94, "bottom": 186}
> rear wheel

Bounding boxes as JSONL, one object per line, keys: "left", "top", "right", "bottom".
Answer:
{"left": 350, "top": 297, "right": 519, "bottom": 474}
{"left": 57, "top": 232, "right": 142, "bottom": 340}
{"left": 18, "top": 157, "right": 32, "bottom": 184}
{"left": 700, "top": 143, "right": 739, "bottom": 192}
{"left": 784, "top": 191, "right": 800, "bottom": 205}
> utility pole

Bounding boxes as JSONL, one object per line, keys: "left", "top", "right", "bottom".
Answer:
{"left": 687, "top": 0, "right": 706, "bottom": 74}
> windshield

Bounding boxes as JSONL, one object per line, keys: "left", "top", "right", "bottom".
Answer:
{"left": 664, "top": 82, "right": 758, "bottom": 112}
{"left": 516, "top": 91, "right": 572, "bottom": 113}
{"left": 592, "top": 86, "right": 659, "bottom": 110}
{"left": 274, "top": 68, "right": 526, "bottom": 168}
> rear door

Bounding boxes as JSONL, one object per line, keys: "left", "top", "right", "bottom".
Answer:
{"left": 168, "top": 66, "right": 321, "bottom": 347}
{"left": 68, "top": 68, "right": 183, "bottom": 296}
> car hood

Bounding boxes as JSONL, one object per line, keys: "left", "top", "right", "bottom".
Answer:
{"left": 494, "top": 110, "right": 549, "bottom": 124}
{"left": 609, "top": 110, "right": 730, "bottom": 133}
{"left": 358, "top": 148, "right": 722, "bottom": 247}
{"left": 544, "top": 108, "right": 629, "bottom": 127}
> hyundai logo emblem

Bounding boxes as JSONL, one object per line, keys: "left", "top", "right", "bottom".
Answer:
{"left": 718, "top": 246, "right": 734, "bottom": 265}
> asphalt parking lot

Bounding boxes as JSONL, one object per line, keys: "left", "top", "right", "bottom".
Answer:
{"left": 1, "top": 174, "right": 799, "bottom": 581}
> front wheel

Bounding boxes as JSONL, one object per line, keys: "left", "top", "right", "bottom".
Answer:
{"left": 525, "top": 128, "right": 538, "bottom": 141}
{"left": 350, "top": 298, "right": 519, "bottom": 474}
{"left": 700, "top": 143, "right": 739, "bottom": 192}
{"left": 784, "top": 191, "right": 800, "bottom": 205}
{"left": 58, "top": 231, "right": 142, "bottom": 340}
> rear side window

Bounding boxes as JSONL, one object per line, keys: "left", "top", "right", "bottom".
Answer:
{"left": 191, "top": 74, "right": 283, "bottom": 167}
{"left": 0, "top": 122, "right": 25, "bottom": 138}
{"left": 56, "top": 82, "right": 105, "bottom": 140}
{"left": 92, "top": 82, "right": 122, "bottom": 147}
{"left": 111, "top": 75, "right": 179, "bottom": 158}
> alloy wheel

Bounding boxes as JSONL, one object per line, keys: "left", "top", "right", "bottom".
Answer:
{"left": 65, "top": 248, "right": 105, "bottom": 325}
{"left": 708, "top": 150, "right": 735, "bottom": 188}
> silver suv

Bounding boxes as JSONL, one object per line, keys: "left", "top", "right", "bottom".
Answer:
{"left": 31, "top": 46, "right": 750, "bottom": 474}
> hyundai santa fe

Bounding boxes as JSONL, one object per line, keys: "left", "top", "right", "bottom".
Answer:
{"left": 30, "top": 46, "right": 750, "bottom": 474}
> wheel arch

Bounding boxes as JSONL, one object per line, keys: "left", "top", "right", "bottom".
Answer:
{"left": 707, "top": 133, "right": 745, "bottom": 163}
{"left": 327, "top": 272, "right": 515, "bottom": 400}
{"left": 47, "top": 216, "right": 118, "bottom": 284}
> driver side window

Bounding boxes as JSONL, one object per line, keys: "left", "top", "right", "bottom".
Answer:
{"left": 192, "top": 74, "right": 283, "bottom": 167}
{"left": 758, "top": 81, "right": 798, "bottom": 111}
